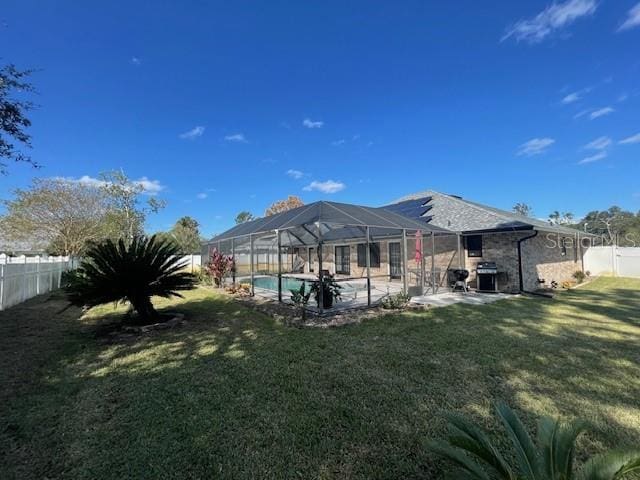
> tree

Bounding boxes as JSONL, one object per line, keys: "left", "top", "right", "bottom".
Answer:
{"left": 0, "top": 64, "right": 37, "bottom": 174}
{"left": 548, "top": 210, "right": 574, "bottom": 226}
{"left": 99, "top": 170, "right": 165, "bottom": 243}
{"left": 513, "top": 202, "right": 533, "bottom": 217}
{"left": 235, "top": 211, "right": 256, "bottom": 224}
{"left": 579, "top": 206, "right": 640, "bottom": 246}
{"left": 65, "top": 235, "right": 196, "bottom": 325}
{"left": 169, "top": 216, "right": 202, "bottom": 254}
{"left": 265, "top": 195, "right": 304, "bottom": 216}
{"left": 0, "top": 178, "right": 109, "bottom": 256}
{"left": 430, "top": 401, "right": 640, "bottom": 480}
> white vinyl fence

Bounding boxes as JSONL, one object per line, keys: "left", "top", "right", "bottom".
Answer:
{"left": 178, "top": 254, "right": 201, "bottom": 272}
{"left": 0, "top": 255, "right": 80, "bottom": 311}
{"left": 584, "top": 246, "right": 640, "bottom": 278}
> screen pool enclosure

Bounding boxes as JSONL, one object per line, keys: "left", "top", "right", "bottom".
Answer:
{"left": 203, "top": 201, "right": 461, "bottom": 314}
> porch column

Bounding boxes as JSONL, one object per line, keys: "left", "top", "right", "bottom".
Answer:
{"left": 231, "top": 238, "right": 236, "bottom": 285}
{"left": 402, "top": 229, "right": 408, "bottom": 294}
{"left": 249, "top": 234, "right": 255, "bottom": 296}
{"left": 420, "top": 232, "right": 426, "bottom": 294}
{"left": 317, "top": 242, "right": 324, "bottom": 314}
{"left": 366, "top": 226, "right": 371, "bottom": 306}
{"left": 317, "top": 222, "right": 324, "bottom": 315}
{"left": 431, "top": 232, "right": 437, "bottom": 294}
{"left": 277, "top": 230, "right": 282, "bottom": 302}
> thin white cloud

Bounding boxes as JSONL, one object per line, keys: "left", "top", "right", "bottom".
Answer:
{"left": 130, "top": 56, "right": 141, "bottom": 65}
{"left": 197, "top": 193, "right": 208, "bottom": 200}
{"left": 578, "top": 151, "right": 607, "bottom": 165}
{"left": 584, "top": 136, "right": 612, "bottom": 150}
{"left": 224, "top": 133, "right": 247, "bottom": 143}
{"left": 589, "top": 107, "right": 614, "bottom": 120}
{"left": 562, "top": 92, "right": 581, "bottom": 104}
{"left": 618, "top": 93, "right": 629, "bottom": 103}
{"left": 502, "top": 0, "right": 597, "bottom": 44}
{"left": 618, "top": 2, "right": 640, "bottom": 31}
{"left": 517, "top": 137, "right": 555, "bottom": 156}
{"left": 302, "top": 118, "right": 324, "bottom": 129}
{"left": 331, "top": 139, "right": 346, "bottom": 146}
{"left": 57, "top": 175, "right": 165, "bottom": 195}
{"left": 573, "top": 109, "right": 590, "bottom": 119}
{"left": 179, "top": 126, "right": 205, "bottom": 140}
{"left": 286, "top": 169, "right": 305, "bottom": 179}
{"left": 619, "top": 132, "right": 640, "bottom": 145}
{"left": 303, "top": 180, "right": 346, "bottom": 194}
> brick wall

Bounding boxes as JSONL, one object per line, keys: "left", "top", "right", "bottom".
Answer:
{"left": 463, "top": 231, "right": 585, "bottom": 293}
{"left": 273, "top": 229, "right": 586, "bottom": 294}
{"left": 520, "top": 232, "right": 584, "bottom": 291}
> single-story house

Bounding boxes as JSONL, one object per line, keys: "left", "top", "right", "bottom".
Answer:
{"left": 383, "top": 190, "right": 591, "bottom": 293}
{"left": 203, "top": 190, "right": 592, "bottom": 309}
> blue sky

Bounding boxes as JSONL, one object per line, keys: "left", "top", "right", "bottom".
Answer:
{"left": 2, "top": 0, "right": 639, "bottom": 237}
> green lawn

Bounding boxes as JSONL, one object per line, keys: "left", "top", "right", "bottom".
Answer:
{"left": 1, "top": 277, "right": 639, "bottom": 479}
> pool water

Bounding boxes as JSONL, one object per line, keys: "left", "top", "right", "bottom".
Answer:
{"left": 251, "top": 276, "right": 362, "bottom": 295}
{"left": 252, "top": 276, "right": 306, "bottom": 292}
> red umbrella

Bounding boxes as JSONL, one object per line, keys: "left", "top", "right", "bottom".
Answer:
{"left": 415, "top": 230, "right": 423, "bottom": 263}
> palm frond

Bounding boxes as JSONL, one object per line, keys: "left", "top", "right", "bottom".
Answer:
{"left": 495, "top": 402, "right": 542, "bottom": 480}
{"left": 578, "top": 450, "right": 640, "bottom": 480}
{"left": 446, "top": 413, "right": 516, "bottom": 480}
{"left": 428, "top": 440, "right": 492, "bottom": 480}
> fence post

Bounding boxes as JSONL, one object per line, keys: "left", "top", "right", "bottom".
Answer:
{"left": 23, "top": 256, "right": 28, "bottom": 303}
{"left": 36, "top": 255, "right": 41, "bottom": 295}
{"left": 0, "top": 263, "right": 4, "bottom": 311}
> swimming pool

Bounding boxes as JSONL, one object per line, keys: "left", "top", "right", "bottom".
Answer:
{"left": 251, "top": 276, "right": 363, "bottom": 296}
{"left": 252, "top": 276, "right": 306, "bottom": 292}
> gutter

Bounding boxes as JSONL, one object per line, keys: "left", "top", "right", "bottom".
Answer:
{"left": 517, "top": 230, "right": 547, "bottom": 296}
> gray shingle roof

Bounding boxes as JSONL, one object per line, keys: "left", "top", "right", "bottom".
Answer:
{"left": 384, "top": 190, "right": 585, "bottom": 236}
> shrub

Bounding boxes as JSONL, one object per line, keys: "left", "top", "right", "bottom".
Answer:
{"left": 64, "top": 235, "right": 196, "bottom": 325}
{"left": 573, "top": 270, "right": 586, "bottom": 284}
{"left": 381, "top": 292, "right": 411, "bottom": 309}
{"left": 205, "top": 248, "right": 234, "bottom": 287}
{"left": 430, "top": 401, "right": 640, "bottom": 480}
{"left": 290, "top": 282, "right": 312, "bottom": 322}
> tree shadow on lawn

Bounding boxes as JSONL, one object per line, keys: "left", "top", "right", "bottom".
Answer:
{"left": 1, "top": 280, "right": 639, "bottom": 479}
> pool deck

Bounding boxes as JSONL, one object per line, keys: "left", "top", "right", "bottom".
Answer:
{"left": 239, "top": 273, "right": 513, "bottom": 315}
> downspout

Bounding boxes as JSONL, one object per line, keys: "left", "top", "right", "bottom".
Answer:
{"left": 517, "top": 230, "right": 539, "bottom": 294}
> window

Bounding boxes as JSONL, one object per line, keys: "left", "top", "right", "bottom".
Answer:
{"left": 335, "top": 246, "right": 350, "bottom": 275}
{"left": 466, "top": 235, "right": 483, "bottom": 257}
{"left": 357, "top": 243, "right": 381, "bottom": 268}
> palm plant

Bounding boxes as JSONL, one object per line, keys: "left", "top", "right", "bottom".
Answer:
{"left": 429, "top": 402, "right": 640, "bottom": 480}
{"left": 65, "top": 235, "right": 196, "bottom": 324}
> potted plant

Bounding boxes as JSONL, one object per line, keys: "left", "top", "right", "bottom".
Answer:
{"left": 310, "top": 273, "right": 342, "bottom": 309}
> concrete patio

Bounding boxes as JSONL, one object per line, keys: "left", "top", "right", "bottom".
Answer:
{"left": 410, "top": 291, "right": 515, "bottom": 308}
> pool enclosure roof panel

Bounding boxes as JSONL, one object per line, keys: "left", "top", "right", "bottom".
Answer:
{"left": 207, "top": 200, "right": 451, "bottom": 244}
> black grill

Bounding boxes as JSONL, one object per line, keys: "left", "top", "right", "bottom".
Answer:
{"left": 476, "top": 262, "right": 498, "bottom": 291}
